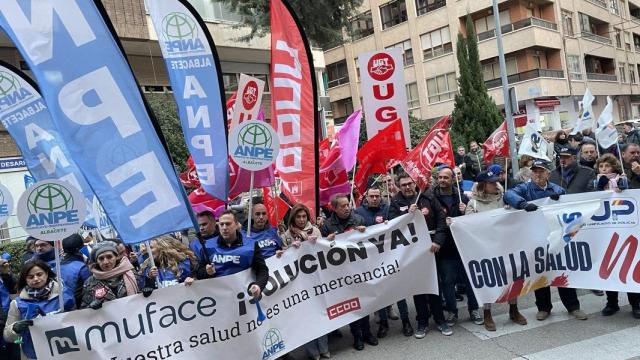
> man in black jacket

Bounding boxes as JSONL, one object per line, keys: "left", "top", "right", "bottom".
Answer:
{"left": 320, "top": 195, "right": 375, "bottom": 351}
{"left": 388, "top": 174, "right": 453, "bottom": 339}
{"left": 549, "top": 147, "right": 595, "bottom": 193}
{"left": 623, "top": 121, "right": 640, "bottom": 145}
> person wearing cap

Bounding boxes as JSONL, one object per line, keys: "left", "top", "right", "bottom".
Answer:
{"left": 622, "top": 121, "right": 640, "bottom": 145}
{"left": 59, "top": 234, "right": 91, "bottom": 309}
{"left": 488, "top": 163, "right": 521, "bottom": 190}
{"left": 466, "top": 171, "right": 527, "bottom": 331}
{"left": 190, "top": 206, "right": 219, "bottom": 267}
{"left": 81, "top": 241, "right": 140, "bottom": 310}
{"left": 504, "top": 160, "right": 588, "bottom": 321}
{"left": 246, "top": 200, "right": 282, "bottom": 259}
{"left": 549, "top": 146, "right": 595, "bottom": 194}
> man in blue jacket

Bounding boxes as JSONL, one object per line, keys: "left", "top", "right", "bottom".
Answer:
{"left": 190, "top": 206, "right": 219, "bottom": 266}
{"left": 504, "top": 159, "right": 587, "bottom": 321}
{"left": 247, "top": 202, "right": 282, "bottom": 259}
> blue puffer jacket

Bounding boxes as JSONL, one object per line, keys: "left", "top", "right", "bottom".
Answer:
{"left": 504, "top": 180, "right": 566, "bottom": 209}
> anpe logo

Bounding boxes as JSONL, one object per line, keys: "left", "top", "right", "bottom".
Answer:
{"left": 229, "top": 120, "right": 279, "bottom": 171}
{"left": 367, "top": 53, "right": 395, "bottom": 81}
{"left": 242, "top": 80, "right": 259, "bottom": 110}
{"left": 0, "top": 70, "right": 33, "bottom": 110}
{"left": 0, "top": 71, "right": 19, "bottom": 96}
{"left": 45, "top": 326, "right": 80, "bottom": 356}
{"left": 587, "top": 199, "right": 637, "bottom": 227}
{"left": 161, "top": 12, "right": 204, "bottom": 53}
{"left": 327, "top": 297, "right": 361, "bottom": 320}
{"left": 239, "top": 122, "right": 273, "bottom": 148}
{"left": 262, "top": 328, "right": 285, "bottom": 359}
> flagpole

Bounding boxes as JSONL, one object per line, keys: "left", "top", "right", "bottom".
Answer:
{"left": 145, "top": 240, "right": 161, "bottom": 289}
{"left": 54, "top": 240, "right": 65, "bottom": 312}
{"left": 504, "top": 157, "right": 508, "bottom": 190}
{"left": 247, "top": 171, "right": 255, "bottom": 237}
{"left": 455, "top": 178, "right": 464, "bottom": 204}
{"left": 617, "top": 142, "right": 627, "bottom": 176}
{"left": 595, "top": 137, "right": 601, "bottom": 157}
{"left": 272, "top": 184, "right": 280, "bottom": 226}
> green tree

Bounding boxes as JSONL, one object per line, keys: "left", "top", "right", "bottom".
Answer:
{"left": 144, "top": 93, "right": 189, "bottom": 172}
{"left": 451, "top": 16, "right": 502, "bottom": 149}
{"left": 217, "top": 0, "right": 364, "bottom": 49}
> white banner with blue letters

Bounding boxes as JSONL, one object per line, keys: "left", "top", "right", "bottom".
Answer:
{"left": 0, "top": 0, "right": 193, "bottom": 242}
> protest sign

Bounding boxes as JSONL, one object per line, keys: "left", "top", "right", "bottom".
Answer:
{"left": 229, "top": 120, "right": 280, "bottom": 172}
{"left": 451, "top": 190, "right": 640, "bottom": 305}
{"left": 31, "top": 212, "right": 437, "bottom": 360}
{"left": 232, "top": 74, "right": 266, "bottom": 128}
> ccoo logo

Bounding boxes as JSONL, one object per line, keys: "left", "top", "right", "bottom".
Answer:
{"left": 367, "top": 53, "right": 395, "bottom": 81}
{"left": 262, "top": 328, "right": 285, "bottom": 359}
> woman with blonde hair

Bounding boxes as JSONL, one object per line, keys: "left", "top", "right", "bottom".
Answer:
{"left": 140, "top": 236, "right": 199, "bottom": 289}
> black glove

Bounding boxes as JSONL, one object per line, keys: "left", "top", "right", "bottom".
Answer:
{"left": 142, "top": 287, "right": 154, "bottom": 298}
{"left": 88, "top": 299, "right": 103, "bottom": 310}
{"left": 523, "top": 203, "right": 538, "bottom": 212}
{"left": 12, "top": 319, "right": 33, "bottom": 333}
{"left": 596, "top": 175, "right": 609, "bottom": 190}
{"left": 549, "top": 193, "right": 560, "bottom": 201}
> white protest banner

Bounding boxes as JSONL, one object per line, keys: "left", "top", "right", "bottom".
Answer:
{"left": 358, "top": 49, "right": 410, "bottom": 147}
{"left": 16, "top": 179, "right": 86, "bottom": 241}
{"left": 450, "top": 190, "right": 640, "bottom": 305}
{"left": 0, "top": 183, "right": 13, "bottom": 226}
{"left": 31, "top": 212, "right": 437, "bottom": 360}
{"left": 229, "top": 120, "right": 280, "bottom": 172}
{"left": 231, "top": 74, "right": 266, "bottom": 128}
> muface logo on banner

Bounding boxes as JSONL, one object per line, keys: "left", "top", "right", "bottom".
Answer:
{"left": 147, "top": 0, "right": 229, "bottom": 201}
{"left": 231, "top": 74, "right": 265, "bottom": 128}
{"left": 229, "top": 120, "right": 280, "bottom": 171}
{"left": 17, "top": 180, "right": 86, "bottom": 241}
{"left": 0, "top": 183, "right": 14, "bottom": 226}
{"left": 358, "top": 49, "right": 410, "bottom": 147}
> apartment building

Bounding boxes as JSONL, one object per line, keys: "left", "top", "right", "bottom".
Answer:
{"left": 324, "top": 0, "right": 640, "bottom": 133}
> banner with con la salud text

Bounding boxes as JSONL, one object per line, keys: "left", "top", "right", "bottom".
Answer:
{"left": 146, "top": 0, "right": 229, "bottom": 202}
{"left": 0, "top": 0, "right": 193, "bottom": 242}
{"left": 31, "top": 212, "right": 437, "bottom": 360}
{"left": 451, "top": 190, "right": 640, "bottom": 305}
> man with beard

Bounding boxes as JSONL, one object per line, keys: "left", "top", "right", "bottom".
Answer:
{"left": 579, "top": 141, "right": 599, "bottom": 169}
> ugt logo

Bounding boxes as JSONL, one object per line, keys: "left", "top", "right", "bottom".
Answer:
{"left": 234, "top": 123, "right": 274, "bottom": 160}
{"left": 262, "top": 328, "right": 285, "bottom": 359}
{"left": 161, "top": 12, "right": 204, "bottom": 53}
{"left": 367, "top": 53, "right": 395, "bottom": 81}
{"left": 45, "top": 326, "right": 80, "bottom": 356}
{"left": 0, "top": 70, "right": 33, "bottom": 110}
{"left": 242, "top": 80, "right": 259, "bottom": 110}
{"left": 588, "top": 199, "right": 637, "bottom": 227}
{"left": 25, "top": 183, "right": 79, "bottom": 227}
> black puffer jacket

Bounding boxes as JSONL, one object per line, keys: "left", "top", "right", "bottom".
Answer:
{"left": 549, "top": 164, "right": 595, "bottom": 194}
{"left": 320, "top": 212, "right": 365, "bottom": 236}
{"left": 432, "top": 186, "right": 469, "bottom": 259}
{"left": 388, "top": 190, "right": 447, "bottom": 247}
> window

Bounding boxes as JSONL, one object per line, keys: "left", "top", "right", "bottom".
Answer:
{"left": 331, "top": 98, "right": 354, "bottom": 124}
{"left": 421, "top": 27, "right": 452, "bottom": 60}
{"left": 474, "top": 11, "right": 510, "bottom": 34}
{"left": 415, "top": 0, "right": 446, "bottom": 16}
{"left": 349, "top": 11, "right": 374, "bottom": 41}
{"left": 223, "top": 73, "right": 239, "bottom": 94}
{"left": 610, "top": 0, "right": 620, "bottom": 15}
{"left": 567, "top": 55, "right": 583, "bottom": 80}
{"left": 187, "top": 0, "right": 243, "bottom": 23}
{"left": 562, "top": 10, "right": 574, "bottom": 36}
{"left": 614, "top": 28, "right": 622, "bottom": 48}
{"left": 380, "top": 0, "right": 407, "bottom": 30}
{"left": 386, "top": 40, "right": 414, "bottom": 66}
{"left": 354, "top": 58, "right": 360, "bottom": 80}
{"left": 579, "top": 13, "right": 591, "bottom": 33}
{"left": 482, "top": 58, "right": 517, "bottom": 81}
{"left": 631, "top": 66, "right": 637, "bottom": 83}
{"left": 326, "top": 60, "right": 349, "bottom": 88}
{"left": 619, "top": 62, "right": 627, "bottom": 83}
{"left": 560, "top": 111, "right": 571, "bottom": 129}
{"left": 626, "top": 32, "right": 632, "bottom": 51}
{"left": 406, "top": 82, "right": 420, "bottom": 109}
{"left": 426, "top": 72, "right": 457, "bottom": 103}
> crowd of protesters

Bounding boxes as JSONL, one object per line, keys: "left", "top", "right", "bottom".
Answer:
{"left": 1, "top": 123, "right": 640, "bottom": 360}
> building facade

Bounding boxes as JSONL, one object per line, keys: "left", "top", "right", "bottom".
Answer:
{"left": 324, "top": 0, "right": 640, "bottom": 132}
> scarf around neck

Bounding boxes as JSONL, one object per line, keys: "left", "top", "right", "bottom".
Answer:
{"left": 91, "top": 256, "right": 139, "bottom": 296}
{"left": 25, "top": 278, "right": 54, "bottom": 300}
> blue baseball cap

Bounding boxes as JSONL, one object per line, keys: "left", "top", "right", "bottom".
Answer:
{"left": 531, "top": 159, "right": 552, "bottom": 171}
{"left": 476, "top": 170, "right": 500, "bottom": 183}
{"left": 488, "top": 164, "right": 504, "bottom": 174}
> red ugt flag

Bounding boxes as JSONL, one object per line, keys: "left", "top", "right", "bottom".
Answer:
{"left": 482, "top": 121, "right": 509, "bottom": 164}
{"left": 354, "top": 119, "right": 407, "bottom": 194}
{"left": 400, "top": 116, "right": 455, "bottom": 190}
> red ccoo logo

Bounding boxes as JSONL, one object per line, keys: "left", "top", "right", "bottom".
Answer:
{"left": 367, "top": 53, "right": 395, "bottom": 81}
{"left": 242, "top": 80, "right": 259, "bottom": 110}
{"left": 327, "top": 297, "right": 361, "bottom": 320}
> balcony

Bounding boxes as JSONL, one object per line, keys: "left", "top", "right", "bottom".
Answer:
{"left": 586, "top": 73, "right": 618, "bottom": 81}
{"left": 485, "top": 69, "right": 564, "bottom": 89}
{"left": 584, "top": 0, "right": 607, "bottom": 8}
{"left": 581, "top": 31, "right": 612, "bottom": 45}
{"left": 477, "top": 17, "right": 558, "bottom": 41}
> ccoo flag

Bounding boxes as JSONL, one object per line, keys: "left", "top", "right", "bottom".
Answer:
{"left": 271, "top": 0, "right": 320, "bottom": 218}
{"left": 146, "top": 0, "right": 229, "bottom": 201}
{"left": 0, "top": 0, "right": 193, "bottom": 243}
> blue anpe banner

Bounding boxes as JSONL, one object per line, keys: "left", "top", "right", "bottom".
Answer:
{"left": 0, "top": 0, "right": 193, "bottom": 243}
{"left": 146, "top": 0, "right": 229, "bottom": 201}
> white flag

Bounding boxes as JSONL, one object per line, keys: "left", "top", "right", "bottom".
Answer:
{"left": 572, "top": 89, "right": 595, "bottom": 134}
{"left": 518, "top": 114, "right": 550, "bottom": 161}
{"left": 595, "top": 96, "right": 617, "bottom": 149}
{"left": 545, "top": 200, "right": 602, "bottom": 255}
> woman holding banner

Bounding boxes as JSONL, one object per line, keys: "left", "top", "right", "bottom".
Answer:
{"left": 3, "top": 259, "right": 73, "bottom": 360}
{"left": 139, "top": 236, "right": 198, "bottom": 289}
{"left": 466, "top": 170, "right": 527, "bottom": 331}
{"left": 81, "top": 241, "right": 140, "bottom": 310}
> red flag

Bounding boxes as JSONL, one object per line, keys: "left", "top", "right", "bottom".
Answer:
{"left": 482, "top": 121, "right": 509, "bottom": 163}
{"left": 264, "top": 188, "right": 290, "bottom": 226}
{"left": 354, "top": 119, "right": 408, "bottom": 194}
{"left": 271, "top": 0, "right": 319, "bottom": 218}
{"left": 318, "top": 138, "right": 351, "bottom": 206}
{"left": 188, "top": 187, "right": 225, "bottom": 211}
{"left": 400, "top": 116, "right": 455, "bottom": 190}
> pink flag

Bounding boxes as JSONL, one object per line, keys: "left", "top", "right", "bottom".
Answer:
{"left": 337, "top": 110, "right": 362, "bottom": 171}
{"left": 319, "top": 138, "right": 351, "bottom": 205}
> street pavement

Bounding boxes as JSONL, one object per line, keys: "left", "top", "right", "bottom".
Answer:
{"left": 288, "top": 290, "right": 640, "bottom": 360}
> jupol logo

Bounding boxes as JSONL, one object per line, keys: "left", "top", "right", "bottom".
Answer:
{"left": 234, "top": 122, "right": 274, "bottom": 160}
{"left": 45, "top": 326, "right": 80, "bottom": 356}
{"left": 588, "top": 199, "right": 637, "bottom": 227}
{"left": 25, "top": 183, "right": 79, "bottom": 227}
{"left": 161, "top": 12, "right": 204, "bottom": 53}
{"left": 0, "top": 70, "right": 33, "bottom": 109}
{"left": 262, "top": 328, "right": 285, "bottom": 359}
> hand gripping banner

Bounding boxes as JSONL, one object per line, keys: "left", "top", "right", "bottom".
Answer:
{"left": 271, "top": 0, "right": 320, "bottom": 218}
{"left": 0, "top": 0, "right": 193, "bottom": 242}
{"left": 146, "top": 0, "right": 229, "bottom": 201}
